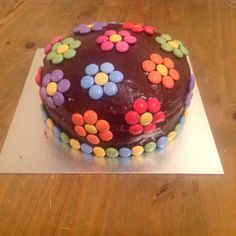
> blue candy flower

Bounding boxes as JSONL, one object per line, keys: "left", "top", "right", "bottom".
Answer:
{"left": 80, "top": 62, "right": 124, "bottom": 100}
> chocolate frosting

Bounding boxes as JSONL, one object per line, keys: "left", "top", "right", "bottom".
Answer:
{"left": 42, "top": 23, "right": 190, "bottom": 148}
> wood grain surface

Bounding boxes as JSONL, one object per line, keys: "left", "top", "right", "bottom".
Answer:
{"left": 0, "top": 0, "right": 236, "bottom": 235}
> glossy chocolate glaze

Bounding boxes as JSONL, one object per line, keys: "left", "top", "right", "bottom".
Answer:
{"left": 42, "top": 23, "right": 190, "bottom": 148}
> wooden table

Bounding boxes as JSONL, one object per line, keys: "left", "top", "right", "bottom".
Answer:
{"left": 0, "top": 1, "right": 236, "bottom": 235}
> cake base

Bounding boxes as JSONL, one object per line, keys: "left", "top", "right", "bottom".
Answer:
{"left": 0, "top": 49, "right": 223, "bottom": 174}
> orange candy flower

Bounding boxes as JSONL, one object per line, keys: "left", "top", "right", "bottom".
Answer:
{"left": 72, "top": 110, "right": 113, "bottom": 145}
{"left": 142, "top": 53, "right": 180, "bottom": 89}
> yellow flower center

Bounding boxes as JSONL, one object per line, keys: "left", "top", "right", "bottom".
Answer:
{"left": 109, "top": 34, "right": 122, "bottom": 43}
{"left": 140, "top": 112, "right": 153, "bottom": 126}
{"left": 85, "top": 124, "right": 97, "bottom": 134}
{"left": 86, "top": 24, "right": 94, "bottom": 29}
{"left": 57, "top": 44, "right": 69, "bottom": 54}
{"left": 156, "top": 64, "right": 168, "bottom": 76}
{"left": 167, "top": 40, "right": 179, "bottom": 49}
{"left": 94, "top": 72, "right": 109, "bottom": 85}
{"left": 46, "top": 82, "right": 57, "bottom": 96}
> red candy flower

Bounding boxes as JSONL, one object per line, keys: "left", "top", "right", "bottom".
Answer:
{"left": 123, "top": 21, "right": 156, "bottom": 35}
{"left": 124, "top": 97, "right": 165, "bottom": 135}
{"left": 35, "top": 66, "right": 43, "bottom": 86}
{"left": 142, "top": 53, "right": 180, "bottom": 89}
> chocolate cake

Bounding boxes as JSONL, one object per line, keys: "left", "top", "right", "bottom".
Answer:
{"left": 35, "top": 21, "right": 195, "bottom": 158}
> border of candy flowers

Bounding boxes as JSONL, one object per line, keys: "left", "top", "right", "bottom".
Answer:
{"left": 40, "top": 57, "right": 195, "bottom": 158}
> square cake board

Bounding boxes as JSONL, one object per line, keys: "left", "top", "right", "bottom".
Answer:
{"left": 0, "top": 49, "right": 224, "bottom": 174}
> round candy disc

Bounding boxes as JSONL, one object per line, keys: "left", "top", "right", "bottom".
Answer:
{"left": 144, "top": 141, "right": 157, "bottom": 152}
{"left": 87, "top": 134, "right": 100, "bottom": 145}
{"left": 72, "top": 113, "right": 84, "bottom": 126}
{"left": 133, "top": 98, "right": 147, "bottom": 114}
{"left": 93, "top": 146, "right": 105, "bottom": 157}
{"left": 147, "top": 98, "right": 160, "bottom": 113}
{"left": 51, "top": 69, "right": 64, "bottom": 82}
{"left": 95, "top": 72, "right": 109, "bottom": 85}
{"left": 100, "top": 62, "right": 114, "bottom": 73}
{"left": 99, "top": 130, "right": 113, "bottom": 141}
{"left": 53, "top": 92, "right": 65, "bottom": 106}
{"left": 148, "top": 71, "right": 162, "bottom": 84}
{"left": 169, "top": 69, "right": 180, "bottom": 80}
{"left": 128, "top": 124, "right": 143, "bottom": 135}
{"left": 124, "top": 35, "right": 137, "bottom": 44}
{"left": 85, "top": 64, "right": 99, "bottom": 75}
{"left": 131, "top": 24, "right": 143, "bottom": 32}
{"left": 116, "top": 41, "right": 129, "bottom": 53}
{"left": 84, "top": 110, "right": 98, "bottom": 125}
{"left": 150, "top": 53, "right": 163, "bottom": 64}
{"left": 96, "top": 35, "right": 108, "bottom": 44}
{"left": 96, "top": 120, "right": 110, "bottom": 132}
{"left": 163, "top": 58, "right": 174, "bottom": 69}
{"left": 157, "top": 136, "right": 168, "bottom": 149}
{"left": 153, "top": 111, "right": 165, "bottom": 123}
{"left": 142, "top": 60, "right": 155, "bottom": 72}
{"left": 58, "top": 79, "right": 70, "bottom": 93}
{"left": 119, "top": 148, "right": 131, "bottom": 157}
{"left": 70, "top": 139, "right": 80, "bottom": 150}
{"left": 81, "top": 143, "right": 93, "bottom": 154}
{"left": 162, "top": 76, "right": 174, "bottom": 89}
{"left": 74, "top": 125, "right": 86, "bottom": 136}
{"left": 140, "top": 112, "right": 153, "bottom": 126}
{"left": 81, "top": 75, "right": 94, "bottom": 89}
{"left": 46, "top": 82, "right": 57, "bottom": 96}
{"left": 109, "top": 71, "right": 124, "bottom": 83}
{"left": 103, "top": 82, "right": 118, "bottom": 96}
{"left": 119, "top": 30, "right": 131, "bottom": 37}
{"left": 89, "top": 85, "right": 104, "bottom": 99}
{"left": 106, "top": 148, "right": 118, "bottom": 158}
{"left": 85, "top": 124, "right": 97, "bottom": 134}
{"left": 105, "top": 30, "right": 117, "bottom": 36}
{"left": 125, "top": 111, "right": 140, "bottom": 125}
{"left": 101, "top": 41, "right": 114, "bottom": 51}
{"left": 157, "top": 64, "right": 168, "bottom": 76}
{"left": 109, "top": 34, "right": 122, "bottom": 42}
{"left": 131, "top": 146, "right": 144, "bottom": 156}
{"left": 143, "top": 123, "right": 156, "bottom": 133}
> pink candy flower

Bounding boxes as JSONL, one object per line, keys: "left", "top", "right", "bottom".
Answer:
{"left": 96, "top": 30, "right": 137, "bottom": 53}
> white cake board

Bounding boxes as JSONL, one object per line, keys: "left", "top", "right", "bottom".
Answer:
{"left": 0, "top": 49, "right": 224, "bottom": 174}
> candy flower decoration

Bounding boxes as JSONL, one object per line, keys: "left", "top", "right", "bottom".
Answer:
{"left": 142, "top": 53, "right": 180, "bottom": 89}
{"left": 80, "top": 62, "right": 124, "bottom": 100}
{"left": 123, "top": 21, "right": 156, "bottom": 35}
{"left": 46, "top": 37, "right": 81, "bottom": 64}
{"left": 74, "top": 22, "right": 108, "bottom": 34}
{"left": 155, "top": 34, "right": 189, "bottom": 58}
{"left": 96, "top": 30, "right": 137, "bottom": 52}
{"left": 40, "top": 69, "right": 70, "bottom": 109}
{"left": 124, "top": 97, "right": 166, "bottom": 135}
{"left": 72, "top": 110, "right": 113, "bottom": 145}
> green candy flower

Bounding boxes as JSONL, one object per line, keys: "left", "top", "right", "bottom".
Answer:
{"left": 155, "top": 34, "right": 189, "bottom": 58}
{"left": 46, "top": 37, "right": 81, "bottom": 64}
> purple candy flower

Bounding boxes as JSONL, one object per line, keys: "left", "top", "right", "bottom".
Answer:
{"left": 74, "top": 22, "right": 108, "bottom": 34}
{"left": 40, "top": 69, "right": 70, "bottom": 109}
